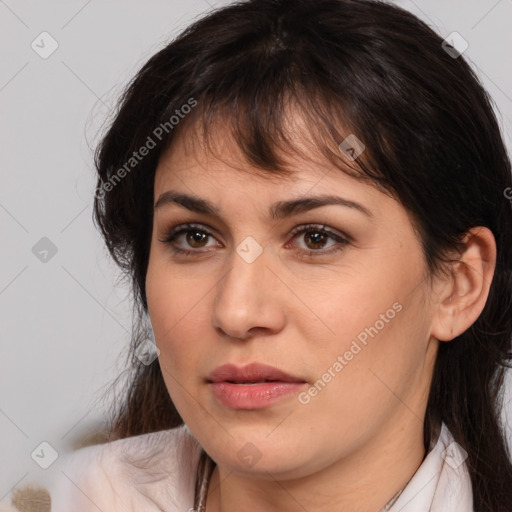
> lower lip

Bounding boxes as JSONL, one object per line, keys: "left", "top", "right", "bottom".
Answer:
{"left": 210, "top": 381, "right": 306, "bottom": 409}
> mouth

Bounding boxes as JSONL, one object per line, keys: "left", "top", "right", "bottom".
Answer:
{"left": 207, "top": 363, "right": 307, "bottom": 410}
{"left": 206, "top": 362, "right": 306, "bottom": 384}
{"left": 225, "top": 379, "right": 282, "bottom": 384}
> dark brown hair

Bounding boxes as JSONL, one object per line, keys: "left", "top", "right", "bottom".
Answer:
{"left": 92, "top": 0, "right": 512, "bottom": 510}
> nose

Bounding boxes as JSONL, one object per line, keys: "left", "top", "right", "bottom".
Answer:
{"left": 211, "top": 245, "right": 286, "bottom": 341}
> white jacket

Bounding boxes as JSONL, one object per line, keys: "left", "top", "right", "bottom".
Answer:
{"left": 3, "top": 422, "right": 473, "bottom": 512}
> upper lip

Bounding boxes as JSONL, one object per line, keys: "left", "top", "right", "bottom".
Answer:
{"left": 207, "top": 363, "right": 305, "bottom": 383}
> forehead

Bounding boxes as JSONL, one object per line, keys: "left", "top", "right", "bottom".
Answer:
{"left": 153, "top": 142, "right": 393, "bottom": 233}
{"left": 154, "top": 112, "right": 372, "bottom": 196}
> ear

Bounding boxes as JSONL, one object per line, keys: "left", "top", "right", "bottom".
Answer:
{"left": 430, "top": 226, "right": 496, "bottom": 342}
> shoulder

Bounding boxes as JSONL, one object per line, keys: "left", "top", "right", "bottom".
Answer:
{"left": 46, "top": 424, "right": 202, "bottom": 512}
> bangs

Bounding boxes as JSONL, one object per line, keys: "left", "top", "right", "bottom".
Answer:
{"left": 155, "top": 51, "right": 385, "bottom": 191}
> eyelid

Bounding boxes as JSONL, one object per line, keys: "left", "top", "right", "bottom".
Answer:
{"left": 288, "top": 223, "right": 352, "bottom": 243}
{"left": 159, "top": 220, "right": 351, "bottom": 241}
{"left": 158, "top": 221, "right": 351, "bottom": 257}
{"left": 158, "top": 222, "right": 222, "bottom": 245}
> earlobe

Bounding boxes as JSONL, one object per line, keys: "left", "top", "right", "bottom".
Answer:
{"left": 430, "top": 226, "right": 496, "bottom": 342}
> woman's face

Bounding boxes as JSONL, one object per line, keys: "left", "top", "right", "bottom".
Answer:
{"left": 145, "top": 120, "right": 440, "bottom": 480}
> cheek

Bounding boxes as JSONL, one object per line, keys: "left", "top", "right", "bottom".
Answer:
{"left": 305, "top": 285, "right": 429, "bottom": 430}
{"left": 295, "top": 308, "right": 415, "bottom": 446}
{"left": 307, "top": 240, "right": 416, "bottom": 340}
{"left": 299, "top": 256, "right": 426, "bottom": 410}
{"left": 310, "top": 272, "right": 403, "bottom": 357}
{"left": 145, "top": 260, "right": 209, "bottom": 377}
{"left": 146, "top": 271, "right": 208, "bottom": 418}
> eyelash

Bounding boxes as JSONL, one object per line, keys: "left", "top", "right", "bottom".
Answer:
{"left": 158, "top": 222, "right": 350, "bottom": 259}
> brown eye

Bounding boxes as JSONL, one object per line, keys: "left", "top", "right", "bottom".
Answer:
{"left": 289, "top": 224, "right": 350, "bottom": 257}
{"left": 302, "top": 231, "right": 331, "bottom": 250}
{"left": 185, "top": 230, "right": 210, "bottom": 248}
{"left": 159, "top": 223, "right": 219, "bottom": 255}
{"left": 159, "top": 222, "right": 350, "bottom": 258}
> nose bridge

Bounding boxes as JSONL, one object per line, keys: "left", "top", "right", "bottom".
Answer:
{"left": 217, "top": 241, "right": 268, "bottom": 314}
{"left": 211, "top": 238, "right": 284, "bottom": 339}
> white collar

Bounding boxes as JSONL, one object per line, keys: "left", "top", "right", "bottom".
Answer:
{"left": 387, "top": 422, "right": 473, "bottom": 511}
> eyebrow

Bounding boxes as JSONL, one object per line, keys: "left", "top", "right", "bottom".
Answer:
{"left": 154, "top": 191, "right": 373, "bottom": 219}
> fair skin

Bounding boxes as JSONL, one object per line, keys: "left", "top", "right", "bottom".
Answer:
{"left": 145, "top": 117, "right": 496, "bottom": 512}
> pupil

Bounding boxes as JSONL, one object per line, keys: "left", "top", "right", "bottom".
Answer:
{"left": 188, "top": 231, "right": 207, "bottom": 247}
{"left": 306, "top": 232, "right": 326, "bottom": 249}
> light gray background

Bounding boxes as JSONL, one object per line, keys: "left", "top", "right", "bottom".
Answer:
{"left": 1, "top": 0, "right": 512, "bottom": 501}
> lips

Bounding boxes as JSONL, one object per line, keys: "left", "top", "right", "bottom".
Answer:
{"left": 207, "top": 362, "right": 305, "bottom": 384}
{"left": 207, "top": 363, "right": 307, "bottom": 409}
